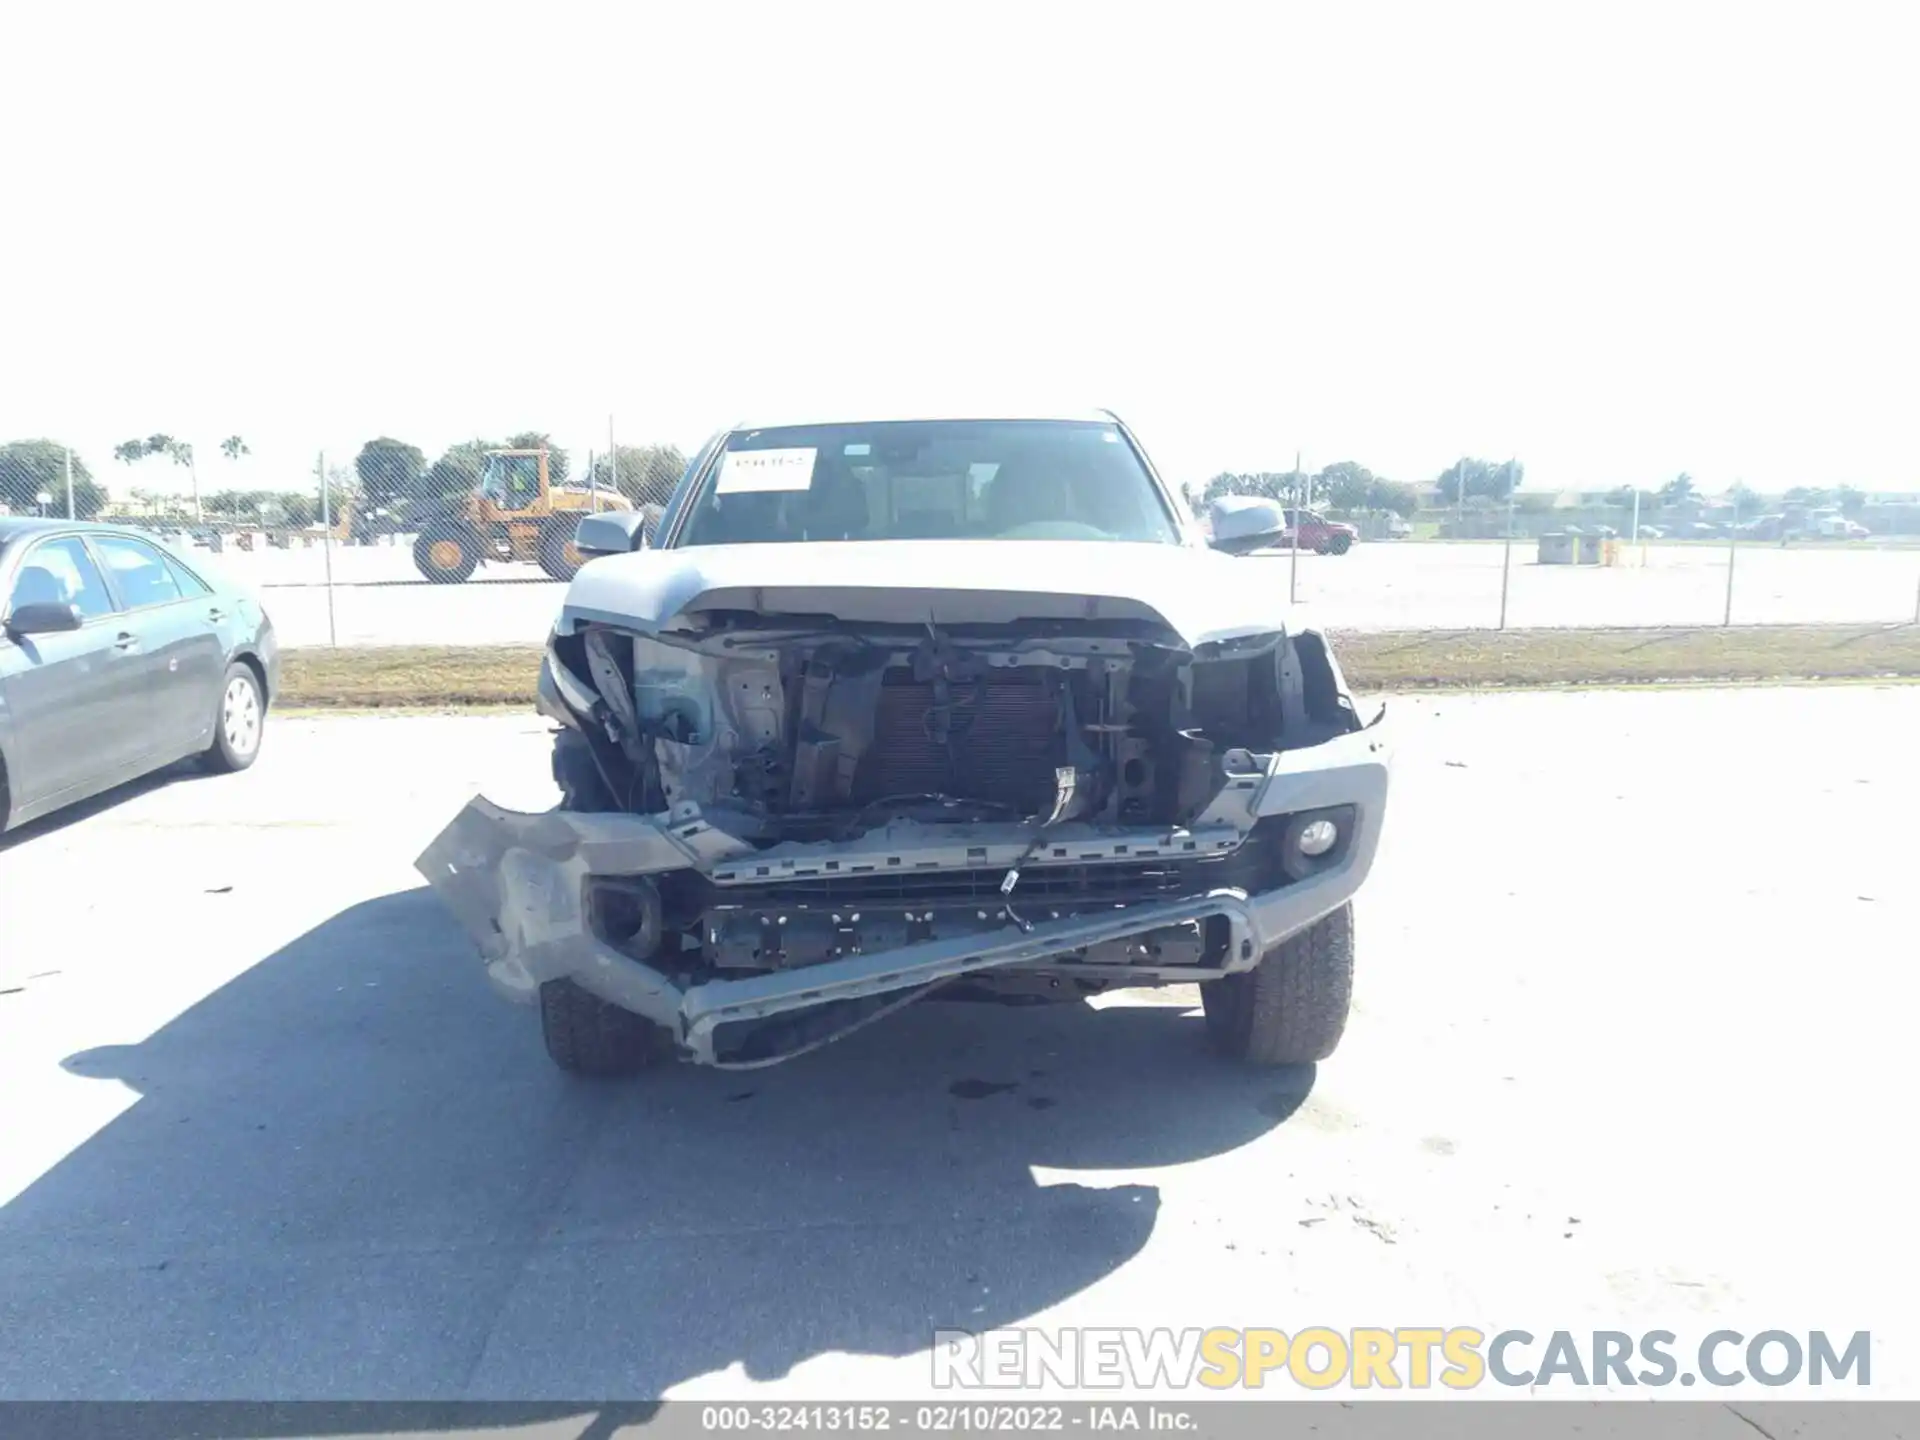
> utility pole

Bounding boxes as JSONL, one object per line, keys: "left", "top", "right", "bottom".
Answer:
{"left": 1288, "top": 450, "right": 1303, "bottom": 605}
{"left": 1499, "top": 457, "right": 1518, "bottom": 629}
{"left": 608, "top": 415, "right": 618, "bottom": 511}
{"left": 319, "top": 451, "right": 337, "bottom": 647}
{"left": 1724, "top": 484, "right": 1740, "bottom": 627}
{"left": 1454, "top": 456, "right": 1465, "bottom": 539}
{"left": 64, "top": 445, "right": 75, "bottom": 519}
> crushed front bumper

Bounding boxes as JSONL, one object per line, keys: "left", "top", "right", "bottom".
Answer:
{"left": 415, "top": 723, "right": 1390, "bottom": 1068}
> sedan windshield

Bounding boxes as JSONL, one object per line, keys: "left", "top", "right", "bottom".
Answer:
{"left": 673, "top": 419, "right": 1181, "bottom": 548}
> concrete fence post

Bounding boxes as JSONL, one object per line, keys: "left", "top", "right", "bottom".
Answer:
{"left": 1723, "top": 523, "right": 1738, "bottom": 627}
{"left": 319, "top": 451, "right": 338, "bottom": 648}
{"left": 1288, "top": 451, "right": 1303, "bottom": 607}
{"left": 1498, "top": 468, "right": 1517, "bottom": 629}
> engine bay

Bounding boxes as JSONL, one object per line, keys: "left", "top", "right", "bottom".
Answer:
{"left": 536, "top": 614, "right": 1367, "bottom": 985}
{"left": 553, "top": 614, "right": 1361, "bottom": 837}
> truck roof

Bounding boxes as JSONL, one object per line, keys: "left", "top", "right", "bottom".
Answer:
{"left": 728, "top": 406, "right": 1122, "bottom": 433}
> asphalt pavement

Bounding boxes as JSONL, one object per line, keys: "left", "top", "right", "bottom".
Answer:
{"left": 2, "top": 689, "right": 1915, "bottom": 1400}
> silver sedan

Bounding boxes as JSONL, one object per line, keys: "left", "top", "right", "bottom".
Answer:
{"left": 0, "top": 517, "right": 281, "bottom": 833}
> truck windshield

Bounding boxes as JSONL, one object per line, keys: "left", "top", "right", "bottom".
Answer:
{"left": 673, "top": 419, "right": 1181, "bottom": 548}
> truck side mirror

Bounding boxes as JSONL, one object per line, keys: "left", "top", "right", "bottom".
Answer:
{"left": 574, "top": 510, "right": 651, "bottom": 558}
{"left": 1206, "top": 496, "right": 1288, "bottom": 556}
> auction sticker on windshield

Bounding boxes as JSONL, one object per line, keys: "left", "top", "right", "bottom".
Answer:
{"left": 717, "top": 447, "right": 817, "bottom": 493}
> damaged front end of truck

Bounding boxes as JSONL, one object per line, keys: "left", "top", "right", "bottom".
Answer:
{"left": 416, "top": 588, "right": 1389, "bottom": 1070}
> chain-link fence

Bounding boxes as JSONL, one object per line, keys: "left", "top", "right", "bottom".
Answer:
{"left": 222, "top": 528, "right": 1920, "bottom": 651}
{"left": 41, "top": 447, "right": 1920, "bottom": 649}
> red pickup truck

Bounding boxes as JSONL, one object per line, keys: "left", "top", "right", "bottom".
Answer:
{"left": 1282, "top": 509, "right": 1359, "bottom": 555}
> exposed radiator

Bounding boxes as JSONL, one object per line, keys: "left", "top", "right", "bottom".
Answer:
{"left": 855, "top": 669, "right": 1062, "bottom": 812}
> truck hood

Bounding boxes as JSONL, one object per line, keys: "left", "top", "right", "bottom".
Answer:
{"left": 560, "top": 539, "right": 1293, "bottom": 649}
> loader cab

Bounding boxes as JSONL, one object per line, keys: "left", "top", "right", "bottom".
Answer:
{"left": 476, "top": 449, "right": 548, "bottom": 517}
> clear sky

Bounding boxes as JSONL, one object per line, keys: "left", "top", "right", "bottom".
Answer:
{"left": 4, "top": 1, "right": 1915, "bottom": 499}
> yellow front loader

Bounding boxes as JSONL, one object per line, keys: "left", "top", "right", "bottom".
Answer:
{"left": 412, "top": 448, "right": 631, "bottom": 583}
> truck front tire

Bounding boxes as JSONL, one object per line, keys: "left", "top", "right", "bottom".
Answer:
{"left": 551, "top": 727, "right": 615, "bottom": 811}
{"left": 538, "top": 731, "right": 675, "bottom": 1076}
{"left": 539, "top": 978, "right": 676, "bottom": 1076}
{"left": 1201, "top": 904, "right": 1355, "bottom": 1065}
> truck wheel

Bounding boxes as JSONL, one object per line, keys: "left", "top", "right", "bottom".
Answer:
{"left": 551, "top": 727, "right": 616, "bottom": 811}
{"left": 537, "top": 731, "right": 674, "bottom": 1076}
{"left": 537, "top": 520, "right": 586, "bottom": 581}
{"left": 1327, "top": 533, "right": 1353, "bottom": 555}
{"left": 1201, "top": 904, "right": 1354, "bottom": 1065}
{"left": 539, "top": 978, "right": 676, "bottom": 1076}
{"left": 413, "top": 527, "right": 479, "bottom": 583}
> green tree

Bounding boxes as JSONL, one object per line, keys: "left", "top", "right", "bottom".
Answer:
{"left": 416, "top": 439, "right": 501, "bottom": 515}
{"left": 504, "top": 431, "right": 570, "bottom": 487}
{"left": 1202, "top": 470, "right": 1305, "bottom": 504}
{"left": 353, "top": 437, "right": 426, "bottom": 522}
{"left": 220, "top": 435, "right": 250, "bottom": 462}
{"left": 1782, "top": 486, "right": 1831, "bottom": 507}
{"left": 1314, "top": 461, "right": 1378, "bottom": 511}
{"left": 1435, "top": 457, "right": 1518, "bottom": 504}
{"left": 202, "top": 489, "right": 259, "bottom": 518}
{"left": 1726, "top": 483, "right": 1765, "bottom": 519}
{"left": 1366, "top": 479, "right": 1420, "bottom": 517}
{"left": 278, "top": 492, "right": 315, "bottom": 528}
{"left": 320, "top": 461, "right": 358, "bottom": 532}
{"left": 1658, "top": 473, "right": 1696, "bottom": 506}
{"left": 1605, "top": 484, "right": 1657, "bottom": 510}
{"left": 123, "top": 486, "right": 184, "bottom": 518}
{"left": 0, "top": 440, "right": 107, "bottom": 519}
{"left": 1834, "top": 485, "right": 1867, "bottom": 517}
{"left": 590, "top": 443, "right": 688, "bottom": 507}
{"left": 115, "top": 433, "right": 201, "bottom": 515}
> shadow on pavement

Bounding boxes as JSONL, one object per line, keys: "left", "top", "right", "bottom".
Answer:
{"left": 2, "top": 887, "right": 1311, "bottom": 1402}
{"left": 0, "top": 758, "right": 200, "bottom": 850}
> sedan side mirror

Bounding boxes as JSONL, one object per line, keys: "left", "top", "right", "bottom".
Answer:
{"left": 574, "top": 510, "right": 650, "bottom": 558}
{"left": 1206, "top": 496, "right": 1288, "bottom": 556}
{"left": 5, "top": 601, "right": 85, "bottom": 637}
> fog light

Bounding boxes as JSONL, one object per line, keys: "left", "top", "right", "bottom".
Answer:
{"left": 1295, "top": 818, "right": 1339, "bottom": 857}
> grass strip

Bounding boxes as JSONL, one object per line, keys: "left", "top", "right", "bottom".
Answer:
{"left": 276, "top": 624, "right": 1920, "bottom": 711}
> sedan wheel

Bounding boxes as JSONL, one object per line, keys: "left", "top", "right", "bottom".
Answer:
{"left": 203, "top": 662, "right": 266, "bottom": 773}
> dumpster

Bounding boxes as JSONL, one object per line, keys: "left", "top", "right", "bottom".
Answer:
{"left": 1537, "top": 532, "right": 1576, "bottom": 565}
